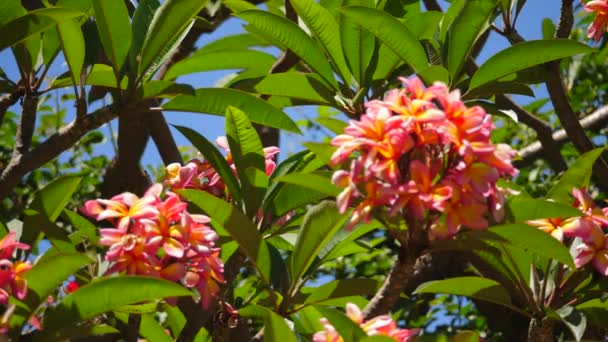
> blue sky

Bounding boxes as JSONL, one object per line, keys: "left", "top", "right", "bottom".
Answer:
{"left": 0, "top": 1, "right": 563, "bottom": 169}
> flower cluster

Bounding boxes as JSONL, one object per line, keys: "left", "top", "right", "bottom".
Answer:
{"left": 331, "top": 76, "right": 516, "bottom": 237}
{"left": 584, "top": 0, "right": 608, "bottom": 42}
{"left": 528, "top": 187, "right": 608, "bottom": 276}
{"left": 165, "top": 136, "right": 279, "bottom": 198}
{"left": 83, "top": 184, "right": 224, "bottom": 308}
{"left": 0, "top": 232, "right": 31, "bottom": 304}
{"left": 313, "top": 303, "right": 419, "bottom": 342}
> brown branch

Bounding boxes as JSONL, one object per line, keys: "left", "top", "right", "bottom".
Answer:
{"left": 147, "top": 109, "right": 183, "bottom": 165}
{"left": 555, "top": 0, "right": 574, "bottom": 39}
{"left": 362, "top": 250, "right": 417, "bottom": 319}
{"left": 516, "top": 105, "right": 608, "bottom": 166}
{"left": 13, "top": 90, "right": 38, "bottom": 157}
{"left": 0, "top": 104, "right": 121, "bottom": 200}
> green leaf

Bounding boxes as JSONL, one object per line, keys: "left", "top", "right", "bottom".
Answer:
{"left": 237, "top": 10, "right": 337, "bottom": 88}
{"left": 546, "top": 148, "right": 605, "bottom": 204}
{"left": 174, "top": 125, "right": 243, "bottom": 205}
{"left": 27, "top": 325, "right": 119, "bottom": 341}
{"left": 301, "top": 278, "right": 378, "bottom": 306}
{"left": 542, "top": 17, "right": 556, "bottom": 40}
{"left": 232, "top": 72, "right": 336, "bottom": 106}
{"left": 195, "top": 33, "right": 270, "bottom": 54}
{"left": 25, "top": 253, "right": 92, "bottom": 308}
{"left": 33, "top": 175, "right": 83, "bottom": 222}
{"left": 238, "top": 305, "right": 298, "bottom": 342}
{"left": 130, "top": 0, "right": 161, "bottom": 71}
{"left": 577, "top": 298, "right": 608, "bottom": 328}
{"left": 165, "top": 50, "right": 276, "bottom": 79}
{"left": 179, "top": 189, "right": 271, "bottom": 284}
{"left": 63, "top": 209, "right": 99, "bottom": 243}
{"left": 340, "top": 0, "right": 375, "bottom": 86}
{"left": 10, "top": 253, "right": 92, "bottom": 330}
{"left": 142, "top": 19, "right": 195, "bottom": 81}
{"left": 277, "top": 172, "right": 340, "bottom": 196}
{"left": 225, "top": 106, "right": 267, "bottom": 217}
{"left": 439, "top": 0, "right": 465, "bottom": 43}
{"left": 0, "top": 8, "right": 84, "bottom": 52}
{"left": 303, "top": 142, "right": 336, "bottom": 165}
{"left": 114, "top": 312, "right": 172, "bottom": 342}
{"left": 290, "top": 0, "right": 351, "bottom": 82}
{"left": 291, "top": 201, "right": 348, "bottom": 286}
{"left": 316, "top": 116, "right": 347, "bottom": 135}
{"left": 314, "top": 306, "right": 366, "bottom": 340}
{"left": 141, "top": 80, "right": 195, "bottom": 98}
{"left": 57, "top": 19, "right": 85, "bottom": 86}
{"left": 507, "top": 197, "right": 583, "bottom": 222}
{"left": 469, "top": 40, "right": 593, "bottom": 91}
{"left": 486, "top": 223, "right": 574, "bottom": 268}
{"left": 92, "top": 0, "right": 131, "bottom": 75}
{"left": 51, "top": 64, "right": 128, "bottom": 90}
{"left": 447, "top": 0, "right": 496, "bottom": 81}
{"left": 340, "top": 6, "right": 428, "bottom": 75}
{"left": 20, "top": 175, "right": 83, "bottom": 247}
{"left": 139, "top": 0, "right": 209, "bottom": 76}
{"left": 464, "top": 81, "right": 534, "bottom": 99}
{"left": 163, "top": 88, "right": 301, "bottom": 133}
{"left": 415, "top": 277, "right": 513, "bottom": 309}
{"left": 44, "top": 276, "right": 191, "bottom": 331}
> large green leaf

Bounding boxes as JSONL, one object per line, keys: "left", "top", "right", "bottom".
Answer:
{"left": 439, "top": 0, "right": 465, "bottom": 43}
{"left": 0, "top": 8, "right": 84, "bottom": 52}
{"left": 225, "top": 106, "right": 267, "bottom": 218}
{"left": 300, "top": 278, "right": 378, "bottom": 306}
{"left": 577, "top": 298, "right": 608, "bottom": 328}
{"left": 415, "top": 277, "right": 513, "bottom": 309}
{"left": 314, "top": 306, "right": 366, "bottom": 340}
{"left": 30, "top": 175, "right": 82, "bottom": 222}
{"left": 10, "top": 253, "right": 92, "bottom": 330}
{"left": 92, "top": 0, "right": 131, "bottom": 75}
{"left": 62, "top": 209, "right": 100, "bottom": 243}
{"left": 485, "top": 223, "right": 574, "bottom": 268}
{"left": 139, "top": 0, "right": 209, "bottom": 76}
{"left": 290, "top": 0, "right": 351, "bottom": 82}
{"left": 277, "top": 172, "right": 340, "bottom": 196}
{"left": 179, "top": 189, "right": 272, "bottom": 284}
{"left": 507, "top": 197, "right": 583, "bottom": 222}
{"left": 26, "top": 325, "right": 119, "bottom": 341}
{"left": 174, "top": 125, "right": 243, "bottom": 205}
{"left": 51, "top": 64, "right": 128, "bottom": 90}
{"left": 237, "top": 10, "right": 337, "bottom": 88}
{"left": 340, "top": 6, "right": 428, "bottom": 75}
{"left": 291, "top": 201, "right": 348, "bottom": 287}
{"left": 447, "top": 0, "right": 496, "bottom": 81}
{"left": 546, "top": 148, "right": 605, "bottom": 204}
{"left": 165, "top": 50, "right": 276, "bottom": 79}
{"left": 57, "top": 19, "right": 85, "bottom": 86}
{"left": 469, "top": 40, "right": 593, "bottom": 91}
{"left": 239, "top": 305, "right": 298, "bottom": 342}
{"left": 195, "top": 33, "right": 270, "bottom": 54}
{"left": 44, "top": 276, "right": 191, "bottom": 330}
{"left": 130, "top": 0, "right": 161, "bottom": 71}
{"left": 340, "top": 0, "right": 375, "bottom": 86}
{"left": 232, "top": 72, "right": 336, "bottom": 105}
{"left": 163, "top": 88, "right": 301, "bottom": 133}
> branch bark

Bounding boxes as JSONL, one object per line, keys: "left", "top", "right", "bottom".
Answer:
{"left": 516, "top": 105, "right": 608, "bottom": 166}
{"left": 0, "top": 91, "right": 21, "bottom": 126}
{"left": 0, "top": 104, "right": 120, "bottom": 200}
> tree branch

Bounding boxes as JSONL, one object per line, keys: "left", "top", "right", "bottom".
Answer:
{"left": 0, "top": 103, "right": 121, "bottom": 200}
{"left": 0, "top": 91, "right": 21, "bottom": 126}
{"left": 516, "top": 105, "right": 608, "bottom": 166}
